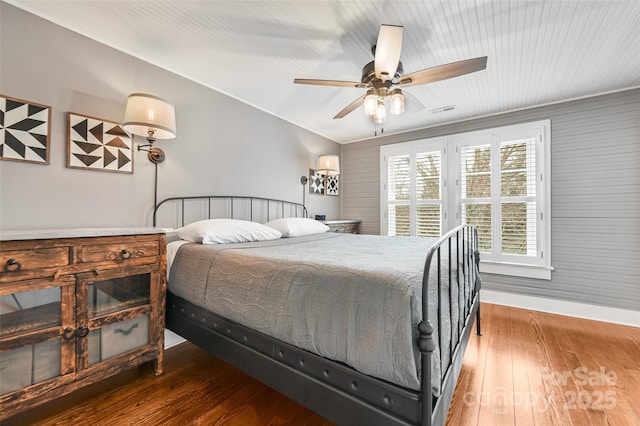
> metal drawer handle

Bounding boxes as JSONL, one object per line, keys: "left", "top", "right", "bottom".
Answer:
{"left": 77, "top": 325, "right": 90, "bottom": 338}
{"left": 63, "top": 327, "right": 76, "bottom": 340}
{"left": 120, "top": 249, "right": 132, "bottom": 260}
{"left": 114, "top": 323, "right": 139, "bottom": 336}
{"left": 4, "top": 258, "right": 22, "bottom": 273}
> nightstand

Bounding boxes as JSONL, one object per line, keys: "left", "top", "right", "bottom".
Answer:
{"left": 322, "top": 219, "right": 361, "bottom": 234}
{"left": 0, "top": 228, "right": 167, "bottom": 420}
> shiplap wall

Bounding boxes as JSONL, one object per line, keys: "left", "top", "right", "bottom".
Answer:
{"left": 342, "top": 89, "right": 640, "bottom": 311}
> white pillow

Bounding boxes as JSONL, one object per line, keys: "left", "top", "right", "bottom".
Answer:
{"left": 176, "top": 219, "right": 282, "bottom": 244}
{"left": 264, "top": 217, "right": 330, "bottom": 237}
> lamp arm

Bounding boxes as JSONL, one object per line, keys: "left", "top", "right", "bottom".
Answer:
{"left": 135, "top": 134, "right": 165, "bottom": 164}
{"left": 300, "top": 175, "right": 308, "bottom": 215}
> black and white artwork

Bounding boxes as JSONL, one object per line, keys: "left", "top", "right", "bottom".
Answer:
{"left": 309, "top": 169, "right": 325, "bottom": 194}
{"left": 326, "top": 175, "right": 339, "bottom": 196}
{"left": 67, "top": 112, "right": 133, "bottom": 173}
{"left": 0, "top": 95, "right": 51, "bottom": 164}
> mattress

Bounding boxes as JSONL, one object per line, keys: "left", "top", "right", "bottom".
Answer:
{"left": 167, "top": 232, "right": 469, "bottom": 395}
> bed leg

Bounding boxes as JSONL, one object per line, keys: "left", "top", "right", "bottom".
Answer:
{"left": 418, "top": 321, "right": 435, "bottom": 425}
{"left": 475, "top": 303, "right": 482, "bottom": 336}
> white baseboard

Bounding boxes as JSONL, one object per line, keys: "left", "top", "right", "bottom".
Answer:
{"left": 164, "top": 329, "right": 186, "bottom": 349}
{"left": 481, "top": 289, "right": 640, "bottom": 328}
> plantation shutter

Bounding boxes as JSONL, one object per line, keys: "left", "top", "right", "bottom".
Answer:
{"left": 460, "top": 144, "right": 492, "bottom": 252}
{"left": 416, "top": 151, "right": 441, "bottom": 237}
{"left": 382, "top": 141, "right": 446, "bottom": 237}
{"left": 460, "top": 133, "right": 541, "bottom": 263}
{"left": 500, "top": 138, "right": 537, "bottom": 256}
{"left": 387, "top": 154, "right": 411, "bottom": 236}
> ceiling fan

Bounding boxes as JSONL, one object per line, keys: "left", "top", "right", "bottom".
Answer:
{"left": 294, "top": 25, "right": 487, "bottom": 124}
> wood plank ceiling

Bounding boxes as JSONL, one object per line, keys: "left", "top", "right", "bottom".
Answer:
{"left": 9, "top": 0, "right": 640, "bottom": 143}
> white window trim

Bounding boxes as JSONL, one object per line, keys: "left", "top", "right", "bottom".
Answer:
{"left": 381, "top": 120, "right": 552, "bottom": 280}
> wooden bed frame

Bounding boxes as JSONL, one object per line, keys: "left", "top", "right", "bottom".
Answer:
{"left": 154, "top": 195, "right": 481, "bottom": 426}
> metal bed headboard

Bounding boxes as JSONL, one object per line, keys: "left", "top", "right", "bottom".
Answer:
{"left": 153, "top": 195, "right": 307, "bottom": 227}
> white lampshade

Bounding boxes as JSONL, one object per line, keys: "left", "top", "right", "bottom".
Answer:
{"left": 390, "top": 89, "right": 405, "bottom": 115}
{"left": 123, "top": 93, "right": 176, "bottom": 139}
{"left": 316, "top": 155, "right": 340, "bottom": 176}
{"left": 363, "top": 90, "right": 377, "bottom": 115}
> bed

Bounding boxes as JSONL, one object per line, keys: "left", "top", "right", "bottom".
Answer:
{"left": 154, "top": 195, "right": 481, "bottom": 426}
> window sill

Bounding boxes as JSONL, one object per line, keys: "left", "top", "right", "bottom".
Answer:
{"left": 479, "top": 260, "right": 553, "bottom": 280}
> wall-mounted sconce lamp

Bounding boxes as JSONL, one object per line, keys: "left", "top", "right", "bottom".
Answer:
{"left": 122, "top": 93, "right": 176, "bottom": 209}
{"left": 316, "top": 155, "right": 340, "bottom": 176}
{"left": 300, "top": 155, "right": 340, "bottom": 215}
{"left": 122, "top": 93, "right": 176, "bottom": 164}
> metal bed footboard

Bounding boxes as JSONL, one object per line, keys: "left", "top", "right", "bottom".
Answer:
{"left": 419, "top": 225, "right": 481, "bottom": 425}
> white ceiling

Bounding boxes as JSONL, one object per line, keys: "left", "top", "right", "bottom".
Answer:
{"left": 8, "top": 0, "right": 640, "bottom": 144}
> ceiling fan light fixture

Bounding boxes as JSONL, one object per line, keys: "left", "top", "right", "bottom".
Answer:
{"left": 374, "top": 99, "right": 386, "bottom": 124}
{"left": 293, "top": 24, "right": 487, "bottom": 128}
{"left": 364, "top": 90, "right": 377, "bottom": 115}
{"left": 390, "top": 89, "right": 404, "bottom": 115}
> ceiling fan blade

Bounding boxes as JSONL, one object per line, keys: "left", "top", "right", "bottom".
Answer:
{"left": 333, "top": 95, "right": 366, "bottom": 119}
{"left": 403, "top": 91, "right": 426, "bottom": 113}
{"left": 294, "top": 78, "right": 365, "bottom": 88}
{"left": 374, "top": 25, "right": 403, "bottom": 81}
{"left": 397, "top": 56, "right": 487, "bottom": 87}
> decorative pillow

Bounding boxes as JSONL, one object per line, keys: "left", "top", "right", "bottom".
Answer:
{"left": 176, "top": 219, "right": 282, "bottom": 244}
{"left": 264, "top": 217, "right": 330, "bottom": 237}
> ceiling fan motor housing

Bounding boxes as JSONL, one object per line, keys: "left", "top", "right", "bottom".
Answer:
{"left": 361, "top": 60, "right": 404, "bottom": 86}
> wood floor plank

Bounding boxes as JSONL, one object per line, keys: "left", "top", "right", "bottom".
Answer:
{"left": 508, "top": 309, "right": 538, "bottom": 426}
{"left": 5, "top": 302, "right": 638, "bottom": 426}
{"left": 517, "top": 310, "right": 556, "bottom": 425}
{"left": 446, "top": 303, "right": 491, "bottom": 426}
{"left": 531, "top": 310, "right": 576, "bottom": 425}
{"left": 476, "top": 305, "right": 516, "bottom": 425}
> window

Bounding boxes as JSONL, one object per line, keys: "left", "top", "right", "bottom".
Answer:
{"left": 381, "top": 140, "right": 447, "bottom": 238}
{"left": 381, "top": 120, "right": 551, "bottom": 279}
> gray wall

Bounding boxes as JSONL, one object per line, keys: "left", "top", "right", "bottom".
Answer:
{"left": 0, "top": 4, "right": 340, "bottom": 229}
{"left": 342, "top": 88, "right": 640, "bottom": 311}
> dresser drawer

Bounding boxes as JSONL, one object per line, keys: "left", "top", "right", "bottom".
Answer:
{"left": 77, "top": 240, "right": 160, "bottom": 265}
{"left": 0, "top": 247, "right": 69, "bottom": 277}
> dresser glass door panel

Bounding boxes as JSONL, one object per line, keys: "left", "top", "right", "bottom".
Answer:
{"left": 88, "top": 274, "right": 150, "bottom": 318}
{"left": 0, "top": 277, "right": 76, "bottom": 395}
{"left": 1, "top": 287, "right": 61, "bottom": 336}
{"left": 77, "top": 265, "right": 155, "bottom": 367}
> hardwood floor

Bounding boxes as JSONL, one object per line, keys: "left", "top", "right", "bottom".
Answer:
{"left": 5, "top": 303, "right": 639, "bottom": 425}
{"left": 447, "top": 303, "right": 640, "bottom": 426}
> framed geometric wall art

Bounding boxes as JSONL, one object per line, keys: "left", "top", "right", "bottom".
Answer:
{"left": 326, "top": 174, "right": 339, "bottom": 196}
{"left": 67, "top": 112, "right": 133, "bottom": 173}
{"left": 309, "top": 169, "right": 325, "bottom": 195}
{"left": 0, "top": 95, "right": 51, "bottom": 165}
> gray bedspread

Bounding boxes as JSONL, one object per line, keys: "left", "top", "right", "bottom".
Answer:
{"left": 168, "top": 232, "right": 466, "bottom": 394}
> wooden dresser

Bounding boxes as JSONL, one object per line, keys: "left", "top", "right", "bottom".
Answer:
{"left": 0, "top": 228, "right": 167, "bottom": 420}
{"left": 322, "top": 219, "right": 361, "bottom": 234}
